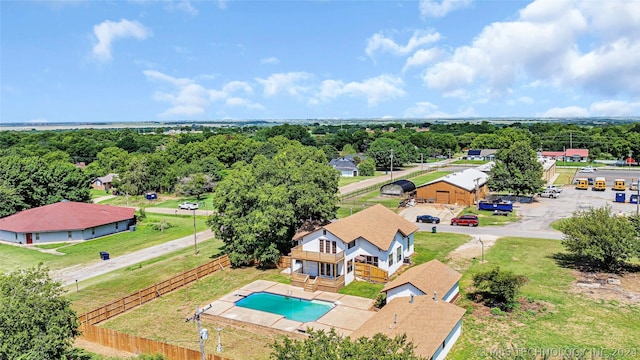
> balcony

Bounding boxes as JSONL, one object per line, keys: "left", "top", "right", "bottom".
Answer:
{"left": 290, "top": 245, "right": 344, "bottom": 264}
{"left": 291, "top": 271, "right": 345, "bottom": 293}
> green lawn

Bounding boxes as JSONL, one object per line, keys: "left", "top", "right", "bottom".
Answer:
{"left": 0, "top": 214, "right": 209, "bottom": 273}
{"left": 90, "top": 188, "right": 110, "bottom": 199}
{"left": 554, "top": 168, "right": 579, "bottom": 185}
{"left": 98, "top": 193, "right": 215, "bottom": 209}
{"left": 449, "top": 237, "right": 640, "bottom": 359}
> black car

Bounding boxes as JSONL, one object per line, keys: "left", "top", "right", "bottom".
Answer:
{"left": 416, "top": 214, "right": 440, "bottom": 224}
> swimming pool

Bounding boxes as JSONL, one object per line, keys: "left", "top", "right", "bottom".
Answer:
{"left": 235, "top": 292, "right": 334, "bottom": 322}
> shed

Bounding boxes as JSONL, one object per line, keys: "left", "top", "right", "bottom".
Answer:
{"left": 380, "top": 180, "right": 416, "bottom": 197}
{"left": 415, "top": 168, "right": 488, "bottom": 206}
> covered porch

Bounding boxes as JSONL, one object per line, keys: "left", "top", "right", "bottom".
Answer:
{"left": 290, "top": 245, "right": 345, "bottom": 292}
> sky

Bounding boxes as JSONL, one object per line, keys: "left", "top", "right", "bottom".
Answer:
{"left": 1, "top": 0, "right": 640, "bottom": 124}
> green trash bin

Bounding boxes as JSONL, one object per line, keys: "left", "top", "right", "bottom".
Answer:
{"left": 431, "top": 226, "right": 437, "bottom": 234}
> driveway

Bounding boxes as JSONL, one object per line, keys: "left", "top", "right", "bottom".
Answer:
{"left": 51, "top": 229, "right": 215, "bottom": 286}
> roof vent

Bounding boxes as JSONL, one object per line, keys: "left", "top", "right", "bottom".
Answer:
{"left": 433, "top": 291, "right": 437, "bottom": 302}
{"left": 410, "top": 294, "right": 414, "bottom": 304}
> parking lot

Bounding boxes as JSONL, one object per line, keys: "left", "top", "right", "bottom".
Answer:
{"left": 403, "top": 168, "right": 640, "bottom": 240}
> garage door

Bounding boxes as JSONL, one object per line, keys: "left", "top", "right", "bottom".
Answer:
{"left": 436, "top": 191, "right": 450, "bottom": 204}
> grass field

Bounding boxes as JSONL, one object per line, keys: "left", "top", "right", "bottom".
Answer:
{"left": 452, "top": 160, "right": 489, "bottom": 165}
{"left": 449, "top": 237, "right": 640, "bottom": 359}
{"left": 90, "top": 188, "right": 110, "bottom": 199}
{"left": 337, "top": 171, "right": 387, "bottom": 187}
{"left": 554, "top": 168, "right": 580, "bottom": 185}
{"left": 0, "top": 214, "right": 209, "bottom": 273}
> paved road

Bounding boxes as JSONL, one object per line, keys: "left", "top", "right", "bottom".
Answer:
{"left": 51, "top": 229, "right": 214, "bottom": 286}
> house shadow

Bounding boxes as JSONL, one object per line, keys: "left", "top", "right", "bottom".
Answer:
{"left": 549, "top": 252, "right": 640, "bottom": 275}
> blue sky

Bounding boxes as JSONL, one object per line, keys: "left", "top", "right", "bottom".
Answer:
{"left": 1, "top": 0, "right": 639, "bottom": 123}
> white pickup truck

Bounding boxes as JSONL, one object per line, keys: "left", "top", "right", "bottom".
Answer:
{"left": 544, "top": 185, "right": 562, "bottom": 193}
{"left": 178, "top": 202, "right": 199, "bottom": 210}
{"left": 539, "top": 190, "right": 559, "bottom": 198}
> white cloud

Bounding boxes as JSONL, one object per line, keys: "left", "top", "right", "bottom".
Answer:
{"left": 217, "top": 0, "right": 228, "bottom": 10}
{"left": 144, "top": 70, "right": 258, "bottom": 117}
{"left": 255, "top": 72, "right": 314, "bottom": 97}
{"left": 419, "top": 0, "right": 472, "bottom": 18}
{"left": 589, "top": 100, "right": 640, "bottom": 116}
{"left": 174, "top": 0, "right": 198, "bottom": 15}
{"left": 92, "top": 19, "right": 151, "bottom": 62}
{"left": 313, "top": 75, "right": 405, "bottom": 106}
{"left": 403, "top": 48, "right": 442, "bottom": 72}
{"left": 404, "top": 101, "right": 476, "bottom": 118}
{"left": 261, "top": 56, "right": 280, "bottom": 65}
{"left": 422, "top": 0, "right": 640, "bottom": 100}
{"left": 225, "top": 97, "right": 265, "bottom": 110}
{"left": 538, "top": 106, "right": 589, "bottom": 118}
{"left": 366, "top": 30, "right": 441, "bottom": 57}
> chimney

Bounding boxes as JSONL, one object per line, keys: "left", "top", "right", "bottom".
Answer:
{"left": 433, "top": 291, "right": 437, "bottom": 302}
{"left": 410, "top": 294, "right": 414, "bottom": 304}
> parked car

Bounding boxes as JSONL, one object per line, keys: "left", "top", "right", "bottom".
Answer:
{"left": 416, "top": 214, "right": 440, "bottom": 224}
{"left": 450, "top": 214, "right": 479, "bottom": 227}
{"left": 492, "top": 210, "right": 509, "bottom": 216}
{"left": 538, "top": 190, "right": 559, "bottom": 198}
{"left": 544, "top": 185, "right": 562, "bottom": 193}
{"left": 178, "top": 202, "right": 199, "bottom": 210}
{"left": 579, "top": 166, "right": 596, "bottom": 173}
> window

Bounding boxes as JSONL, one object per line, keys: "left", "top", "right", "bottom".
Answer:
{"left": 68, "top": 231, "right": 72, "bottom": 239}
{"left": 36, "top": 233, "right": 40, "bottom": 241}
{"left": 331, "top": 241, "right": 336, "bottom": 254}
{"left": 15, "top": 233, "right": 17, "bottom": 240}
{"left": 91, "top": 228, "right": 95, "bottom": 236}
{"left": 323, "top": 229, "right": 327, "bottom": 235}
{"left": 319, "top": 239, "right": 324, "bottom": 252}
{"left": 347, "top": 260, "right": 353, "bottom": 273}
{"left": 388, "top": 254, "right": 394, "bottom": 266}
{"left": 325, "top": 240, "right": 331, "bottom": 253}
{"left": 397, "top": 246, "right": 402, "bottom": 263}
{"left": 365, "top": 256, "right": 379, "bottom": 267}
{"left": 347, "top": 241, "right": 356, "bottom": 249}
{"left": 115, "top": 222, "right": 119, "bottom": 230}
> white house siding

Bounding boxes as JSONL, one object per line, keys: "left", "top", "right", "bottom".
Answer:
{"left": 385, "top": 284, "right": 425, "bottom": 303}
{"left": 442, "top": 282, "right": 460, "bottom": 302}
{"left": 430, "top": 319, "right": 462, "bottom": 360}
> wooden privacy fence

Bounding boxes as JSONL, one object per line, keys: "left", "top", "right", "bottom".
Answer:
{"left": 79, "top": 254, "right": 231, "bottom": 325}
{"left": 79, "top": 323, "right": 232, "bottom": 360}
{"left": 354, "top": 262, "right": 388, "bottom": 283}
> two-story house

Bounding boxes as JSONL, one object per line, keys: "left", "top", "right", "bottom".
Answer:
{"left": 289, "top": 204, "right": 418, "bottom": 292}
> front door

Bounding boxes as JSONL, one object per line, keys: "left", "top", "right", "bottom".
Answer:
{"left": 26, "top": 233, "right": 32, "bottom": 244}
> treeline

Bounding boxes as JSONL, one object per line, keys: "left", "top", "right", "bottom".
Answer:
{"left": 1, "top": 121, "right": 639, "bottom": 217}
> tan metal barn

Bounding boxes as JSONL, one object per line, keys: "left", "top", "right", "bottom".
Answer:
{"left": 415, "top": 168, "right": 489, "bottom": 206}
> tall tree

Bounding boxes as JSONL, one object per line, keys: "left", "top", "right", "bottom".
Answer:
{"left": 559, "top": 206, "right": 639, "bottom": 271}
{"left": 487, "top": 141, "right": 545, "bottom": 195}
{"left": 208, "top": 141, "right": 338, "bottom": 267}
{"left": 0, "top": 265, "right": 81, "bottom": 360}
{"left": 367, "top": 137, "right": 408, "bottom": 170}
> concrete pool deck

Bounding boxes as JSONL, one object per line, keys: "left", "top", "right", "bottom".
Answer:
{"left": 202, "top": 280, "right": 377, "bottom": 336}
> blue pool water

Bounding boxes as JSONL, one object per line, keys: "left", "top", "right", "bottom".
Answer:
{"left": 235, "top": 292, "right": 334, "bottom": 322}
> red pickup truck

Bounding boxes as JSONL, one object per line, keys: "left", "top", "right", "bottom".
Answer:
{"left": 450, "top": 214, "right": 479, "bottom": 227}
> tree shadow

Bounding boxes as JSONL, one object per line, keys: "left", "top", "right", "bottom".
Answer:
{"left": 549, "top": 252, "right": 640, "bottom": 274}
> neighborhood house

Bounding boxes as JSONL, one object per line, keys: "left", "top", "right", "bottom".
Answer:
{"left": 382, "top": 259, "right": 462, "bottom": 303}
{"left": 329, "top": 155, "right": 362, "bottom": 177}
{"left": 91, "top": 173, "right": 118, "bottom": 191}
{"left": 0, "top": 201, "right": 135, "bottom": 244}
{"left": 289, "top": 204, "right": 418, "bottom": 292}
{"left": 415, "top": 168, "right": 489, "bottom": 206}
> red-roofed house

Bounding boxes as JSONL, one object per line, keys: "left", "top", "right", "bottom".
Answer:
{"left": 0, "top": 202, "right": 135, "bottom": 245}
{"left": 540, "top": 151, "right": 565, "bottom": 160}
{"left": 564, "top": 149, "right": 589, "bottom": 162}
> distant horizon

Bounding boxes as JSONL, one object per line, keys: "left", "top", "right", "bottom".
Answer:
{"left": 2, "top": 1, "right": 639, "bottom": 123}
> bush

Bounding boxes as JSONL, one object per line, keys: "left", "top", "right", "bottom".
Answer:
{"left": 472, "top": 267, "right": 528, "bottom": 311}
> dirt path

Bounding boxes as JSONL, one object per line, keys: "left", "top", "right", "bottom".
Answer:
{"left": 447, "top": 235, "right": 500, "bottom": 272}
{"left": 51, "top": 229, "right": 215, "bottom": 286}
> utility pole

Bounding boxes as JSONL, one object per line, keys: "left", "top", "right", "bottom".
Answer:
{"left": 570, "top": 132, "right": 573, "bottom": 149}
{"left": 193, "top": 209, "right": 198, "bottom": 255}
{"left": 185, "top": 304, "right": 213, "bottom": 360}
{"left": 474, "top": 177, "right": 481, "bottom": 209}
{"left": 479, "top": 237, "right": 484, "bottom": 262}
{"left": 421, "top": 153, "right": 424, "bottom": 170}
{"left": 390, "top": 149, "right": 394, "bottom": 182}
{"left": 636, "top": 184, "right": 639, "bottom": 217}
